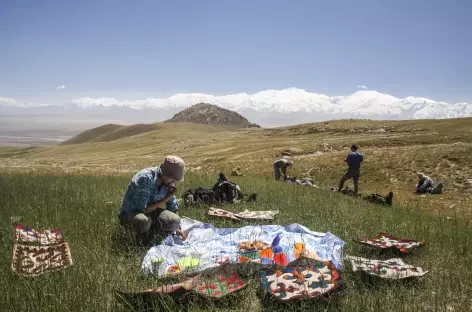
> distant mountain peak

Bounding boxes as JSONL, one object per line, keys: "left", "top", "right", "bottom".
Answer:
{"left": 166, "top": 103, "right": 260, "bottom": 128}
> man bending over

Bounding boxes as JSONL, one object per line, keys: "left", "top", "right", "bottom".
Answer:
{"left": 273, "top": 158, "right": 293, "bottom": 180}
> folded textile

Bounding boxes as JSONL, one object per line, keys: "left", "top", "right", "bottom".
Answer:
{"left": 355, "top": 233, "right": 424, "bottom": 253}
{"left": 15, "top": 224, "right": 65, "bottom": 245}
{"left": 141, "top": 218, "right": 344, "bottom": 278}
{"left": 346, "top": 256, "right": 428, "bottom": 279}
{"left": 208, "top": 207, "right": 279, "bottom": 221}
{"left": 11, "top": 242, "right": 73, "bottom": 277}
{"left": 11, "top": 223, "right": 73, "bottom": 277}
{"left": 260, "top": 257, "right": 342, "bottom": 301}
{"left": 117, "top": 266, "right": 247, "bottom": 299}
{"left": 208, "top": 207, "right": 241, "bottom": 220}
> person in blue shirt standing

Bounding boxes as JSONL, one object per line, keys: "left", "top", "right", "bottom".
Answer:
{"left": 118, "top": 155, "right": 187, "bottom": 245}
{"left": 338, "top": 144, "right": 364, "bottom": 194}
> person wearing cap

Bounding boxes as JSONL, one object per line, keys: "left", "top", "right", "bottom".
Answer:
{"left": 273, "top": 158, "right": 293, "bottom": 181}
{"left": 338, "top": 144, "right": 364, "bottom": 194}
{"left": 415, "top": 172, "right": 434, "bottom": 193}
{"left": 118, "top": 156, "right": 186, "bottom": 244}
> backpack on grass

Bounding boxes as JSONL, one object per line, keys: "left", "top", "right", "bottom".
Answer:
{"left": 212, "top": 174, "right": 243, "bottom": 204}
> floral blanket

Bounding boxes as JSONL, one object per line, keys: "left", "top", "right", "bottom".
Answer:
{"left": 260, "top": 257, "right": 342, "bottom": 301}
{"left": 117, "top": 265, "right": 247, "bottom": 299}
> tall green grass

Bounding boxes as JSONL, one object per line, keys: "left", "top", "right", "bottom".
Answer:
{"left": 1, "top": 174, "right": 471, "bottom": 311}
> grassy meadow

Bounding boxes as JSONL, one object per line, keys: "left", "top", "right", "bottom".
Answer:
{"left": 1, "top": 173, "right": 471, "bottom": 312}
{"left": 1, "top": 118, "right": 472, "bottom": 311}
{"left": 1, "top": 118, "right": 471, "bottom": 216}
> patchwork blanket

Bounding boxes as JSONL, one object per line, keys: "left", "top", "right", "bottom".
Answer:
{"left": 356, "top": 233, "right": 424, "bottom": 253}
{"left": 208, "top": 207, "right": 279, "bottom": 221}
{"left": 346, "top": 256, "right": 428, "bottom": 279}
{"left": 261, "top": 257, "right": 342, "bottom": 301}
{"left": 141, "top": 218, "right": 344, "bottom": 278}
{"left": 11, "top": 224, "right": 73, "bottom": 277}
{"left": 118, "top": 265, "right": 247, "bottom": 299}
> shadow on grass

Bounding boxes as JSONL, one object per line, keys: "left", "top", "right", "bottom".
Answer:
{"left": 115, "top": 288, "right": 253, "bottom": 312}
{"left": 109, "top": 225, "right": 165, "bottom": 257}
{"left": 259, "top": 293, "right": 344, "bottom": 312}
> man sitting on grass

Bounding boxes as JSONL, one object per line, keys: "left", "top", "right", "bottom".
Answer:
{"left": 416, "top": 172, "right": 443, "bottom": 194}
{"left": 118, "top": 156, "right": 187, "bottom": 245}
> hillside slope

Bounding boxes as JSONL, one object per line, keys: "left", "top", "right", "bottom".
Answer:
{"left": 61, "top": 124, "right": 163, "bottom": 145}
{"left": 2, "top": 118, "right": 471, "bottom": 216}
{"left": 61, "top": 124, "right": 123, "bottom": 144}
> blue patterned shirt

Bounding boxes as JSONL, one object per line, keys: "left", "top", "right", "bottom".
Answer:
{"left": 118, "top": 166, "right": 179, "bottom": 214}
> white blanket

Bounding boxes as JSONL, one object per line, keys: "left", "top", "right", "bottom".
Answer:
{"left": 141, "top": 217, "right": 345, "bottom": 278}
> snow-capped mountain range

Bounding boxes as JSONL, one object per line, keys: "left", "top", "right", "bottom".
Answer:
{"left": 1, "top": 88, "right": 471, "bottom": 127}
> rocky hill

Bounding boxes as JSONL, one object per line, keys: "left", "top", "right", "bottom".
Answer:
{"left": 166, "top": 103, "right": 260, "bottom": 128}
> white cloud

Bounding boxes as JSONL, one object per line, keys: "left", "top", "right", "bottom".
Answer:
{"left": 72, "top": 97, "right": 123, "bottom": 107}
{"left": 357, "top": 85, "right": 368, "bottom": 89}
{"left": 56, "top": 85, "right": 66, "bottom": 90}
{"left": 0, "top": 97, "right": 17, "bottom": 105}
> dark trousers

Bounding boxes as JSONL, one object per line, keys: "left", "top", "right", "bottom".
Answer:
{"left": 338, "top": 168, "right": 361, "bottom": 194}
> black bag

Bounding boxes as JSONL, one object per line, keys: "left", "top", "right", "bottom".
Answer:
{"left": 182, "top": 187, "right": 217, "bottom": 206}
{"left": 212, "top": 173, "right": 243, "bottom": 204}
{"left": 183, "top": 173, "right": 245, "bottom": 206}
{"left": 428, "top": 182, "right": 444, "bottom": 194}
{"left": 364, "top": 192, "right": 394, "bottom": 206}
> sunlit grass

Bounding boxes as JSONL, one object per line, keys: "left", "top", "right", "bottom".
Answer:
{"left": 1, "top": 174, "right": 471, "bottom": 311}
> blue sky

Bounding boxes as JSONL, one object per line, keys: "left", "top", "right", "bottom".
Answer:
{"left": 0, "top": 0, "right": 471, "bottom": 104}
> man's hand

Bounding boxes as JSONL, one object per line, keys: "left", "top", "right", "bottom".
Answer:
{"left": 144, "top": 188, "right": 177, "bottom": 214}
{"left": 176, "top": 229, "right": 187, "bottom": 240}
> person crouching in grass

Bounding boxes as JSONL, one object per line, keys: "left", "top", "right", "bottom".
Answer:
{"left": 118, "top": 156, "right": 187, "bottom": 245}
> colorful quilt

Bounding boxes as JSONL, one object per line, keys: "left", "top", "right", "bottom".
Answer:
{"left": 11, "top": 223, "right": 73, "bottom": 277}
{"left": 208, "top": 207, "right": 279, "bottom": 221}
{"left": 260, "top": 257, "right": 342, "bottom": 301}
{"left": 141, "top": 217, "right": 344, "bottom": 278}
{"left": 117, "top": 266, "right": 247, "bottom": 299}
{"left": 356, "top": 233, "right": 424, "bottom": 253}
{"left": 346, "top": 256, "right": 428, "bottom": 279}
{"left": 11, "top": 242, "right": 73, "bottom": 277}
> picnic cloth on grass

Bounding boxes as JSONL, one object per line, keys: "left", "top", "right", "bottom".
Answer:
{"left": 346, "top": 256, "right": 428, "bottom": 279}
{"left": 117, "top": 265, "right": 247, "bottom": 299}
{"left": 11, "top": 223, "right": 73, "bottom": 277}
{"left": 355, "top": 233, "right": 424, "bottom": 253}
{"left": 260, "top": 257, "right": 342, "bottom": 301}
{"left": 141, "top": 217, "right": 344, "bottom": 278}
{"left": 208, "top": 207, "right": 279, "bottom": 221}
